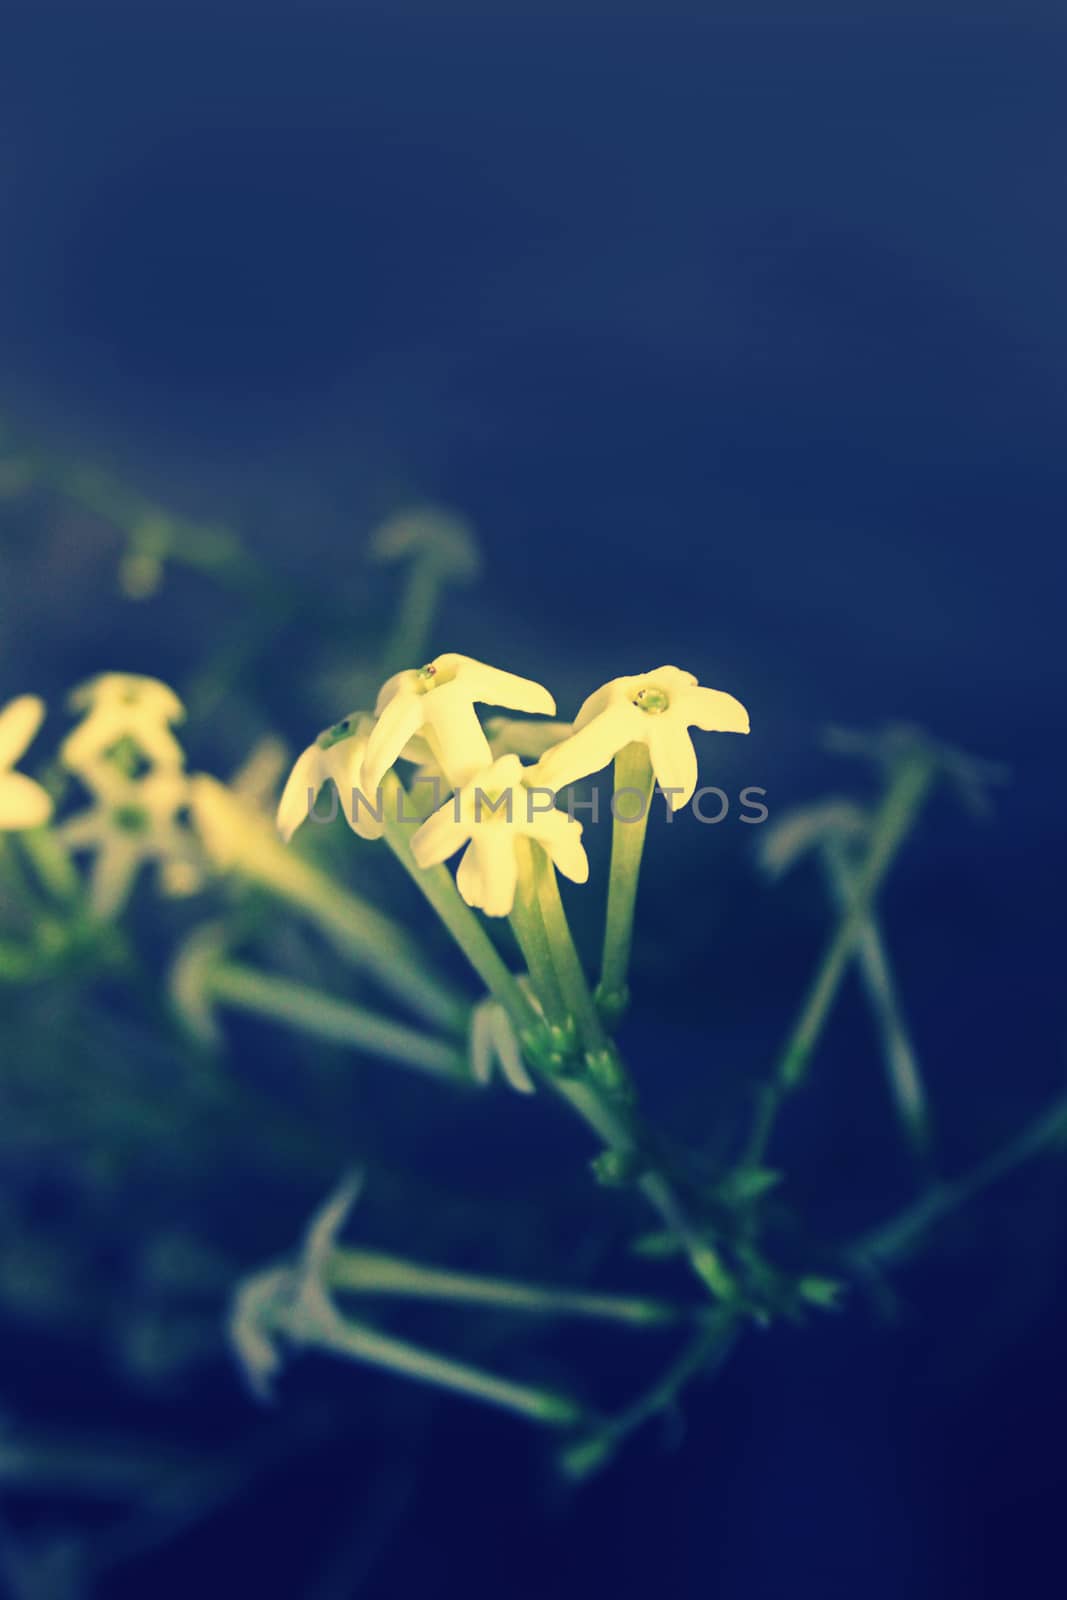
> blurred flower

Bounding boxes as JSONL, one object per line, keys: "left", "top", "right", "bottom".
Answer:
{"left": 412, "top": 753, "right": 588, "bottom": 917}
{"left": 229, "top": 1173, "right": 364, "bottom": 1401}
{"left": 275, "top": 713, "right": 383, "bottom": 843}
{"left": 59, "top": 770, "right": 198, "bottom": 917}
{"left": 369, "top": 506, "right": 481, "bottom": 583}
{"left": 362, "top": 654, "right": 555, "bottom": 794}
{"left": 61, "top": 673, "right": 185, "bottom": 782}
{"left": 824, "top": 722, "right": 1008, "bottom": 817}
{"left": 486, "top": 715, "right": 574, "bottom": 761}
{"left": 469, "top": 994, "right": 536, "bottom": 1093}
{"left": 535, "top": 666, "right": 748, "bottom": 809}
{"left": 0, "top": 694, "right": 53, "bottom": 830}
{"left": 758, "top": 799, "right": 869, "bottom": 878}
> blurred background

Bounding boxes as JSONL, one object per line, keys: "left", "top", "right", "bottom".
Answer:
{"left": 1, "top": 4, "right": 1066, "bottom": 1597}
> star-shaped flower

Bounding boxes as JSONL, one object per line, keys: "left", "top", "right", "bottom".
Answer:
{"left": 535, "top": 666, "right": 749, "bottom": 809}
{"left": 61, "top": 673, "right": 186, "bottom": 781}
{"left": 362, "top": 655, "right": 555, "bottom": 794}
{"left": 411, "top": 753, "right": 588, "bottom": 917}
{"left": 275, "top": 713, "right": 384, "bottom": 843}
{"left": 59, "top": 770, "right": 198, "bottom": 917}
{"left": 0, "top": 695, "right": 53, "bottom": 830}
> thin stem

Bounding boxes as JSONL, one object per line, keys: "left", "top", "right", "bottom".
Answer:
{"left": 17, "top": 826, "right": 81, "bottom": 903}
{"left": 745, "top": 755, "right": 934, "bottom": 1166}
{"left": 822, "top": 837, "right": 931, "bottom": 1156}
{"left": 207, "top": 793, "right": 463, "bottom": 1033}
{"left": 379, "top": 773, "right": 538, "bottom": 1041}
{"left": 599, "top": 742, "right": 655, "bottom": 1017}
{"left": 551, "top": 1075, "right": 735, "bottom": 1302}
{"left": 509, "top": 838, "right": 568, "bottom": 1025}
{"left": 327, "top": 1247, "right": 682, "bottom": 1326}
{"left": 209, "top": 964, "right": 466, "bottom": 1080}
{"left": 533, "top": 845, "right": 608, "bottom": 1056}
{"left": 848, "top": 1090, "right": 1067, "bottom": 1270}
{"left": 308, "top": 1312, "right": 585, "bottom": 1427}
{"left": 561, "top": 1310, "right": 740, "bottom": 1478}
{"left": 381, "top": 558, "right": 441, "bottom": 677}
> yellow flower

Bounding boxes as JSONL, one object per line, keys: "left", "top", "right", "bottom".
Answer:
{"left": 61, "top": 673, "right": 185, "bottom": 780}
{"left": 0, "top": 695, "right": 53, "bottom": 830}
{"left": 59, "top": 770, "right": 198, "bottom": 917}
{"left": 362, "top": 654, "right": 555, "bottom": 794}
{"left": 535, "top": 666, "right": 749, "bottom": 810}
{"left": 275, "top": 713, "right": 384, "bottom": 844}
{"left": 411, "top": 753, "right": 588, "bottom": 917}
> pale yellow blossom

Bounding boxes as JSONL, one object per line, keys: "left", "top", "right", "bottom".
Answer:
{"left": 535, "top": 666, "right": 748, "bottom": 810}
{"left": 59, "top": 770, "right": 197, "bottom": 917}
{"left": 61, "top": 673, "right": 185, "bottom": 781}
{"left": 362, "top": 655, "right": 555, "bottom": 794}
{"left": 0, "top": 695, "right": 53, "bottom": 830}
{"left": 412, "top": 753, "right": 588, "bottom": 917}
{"left": 275, "top": 713, "right": 383, "bottom": 844}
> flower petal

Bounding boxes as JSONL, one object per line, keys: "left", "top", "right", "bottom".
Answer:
{"left": 373, "top": 669, "right": 418, "bottom": 717}
{"left": 456, "top": 832, "right": 517, "bottom": 916}
{"left": 488, "top": 1003, "right": 535, "bottom": 1093}
{"left": 533, "top": 704, "right": 639, "bottom": 792}
{"left": 276, "top": 744, "right": 327, "bottom": 842}
{"left": 0, "top": 695, "right": 45, "bottom": 769}
{"left": 572, "top": 677, "right": 630, "bottom": 732}
{"left": 676, "top": 685, "right": 750, "bottom": 734}
{"left": 468, "top": 1000, "right": 495, "bottom": 1085}
{"left": 411, "top": 799, "right": 472, "bottom": 868}
{"left": 324, "top": 738, "right": 384, "bottom": 841}
{"left": 526, "top": 807, "right": 589, "bottom": 884}
{"left": 425, "top": 688, "right": 494, "bottom": 787}
{"left": 362, "top": 692, "right": 425, "bottom": 792}
{"left": 0, "top": 771, "right": 53, "bottom": 830}
{"left": 452, "top": 657, "right": 556, "bottom": 717}
{"left": 647, "top": 722, "right": 699, "bottom": 809}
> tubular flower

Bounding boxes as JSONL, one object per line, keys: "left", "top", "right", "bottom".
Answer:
{"left": 0, "top": 695, "right": 53, "bottom": 830}
{"left": 411, "top": 753, "right": 588, "bottom": 918}
{"left": 362, "top": 654, "right": 555, "bottom": 794}
{"left": 535, "top": 666, "right": 749, "bottom": 810}
{"left": 61, "top": 673, "right": 186, "bottom": 781}
{"left": 275, "top": 713, "right": 383, "bottom": 844}
{"left": 468, "top": 995, "right": 536, "bottom": 1094}
{"left": 59, "top": 770, "right": 198, "bottom": 917}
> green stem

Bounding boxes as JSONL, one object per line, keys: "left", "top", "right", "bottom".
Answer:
{"left": 209, "top": 798, "right": 463, "bottom": 1033}
{"left": 599, "top": 742, "right": 655, "bottom": 1020}
{"left": 209, "top": 964, "right": 466, "bottom": 1080}
{"left": 533, "top": 845, "right": 608, "bottom": 1057}
{"left": 381, "top": 558, "right": 441, "bottom": 676}
{"left": 379, "top": 773, "right": 538, "bottom": 1042}
{"left": 745, "top": 755, "right": 935, "bottom": 1165}
{"left": 307, "top": 1312, "right": 584, "bottom": 1427}
{"left": 822, "top": 837, "right": 931, "bottom": 1155}
{"left": 509, "top": 837, "right": 568, "bottom": 1025}
{"left": 848, "top": 1090, "right": 1067, "bottom": 1269}
{"left": 561, "top": 1310, "right": 740, "bottom": 1478}
{"left": 327, "top": 1247, "right": 681, "bottom": 1326}
{"left": 551, "top": 1075, "right": 734, "bottom": 1302}
{"left": 17, "top": 826, "right": 82, "bottom": 903}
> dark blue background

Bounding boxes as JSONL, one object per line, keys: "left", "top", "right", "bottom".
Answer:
{"left": 2, "top": 6, "right": 1065, "bottom": 1597}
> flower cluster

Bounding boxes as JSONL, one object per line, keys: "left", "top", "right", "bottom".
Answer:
{"left": 58, "top": 673, "right": 201, "bottom": 916}
{"left": 277, "top": 654, "right": 749, "bottom": 917}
